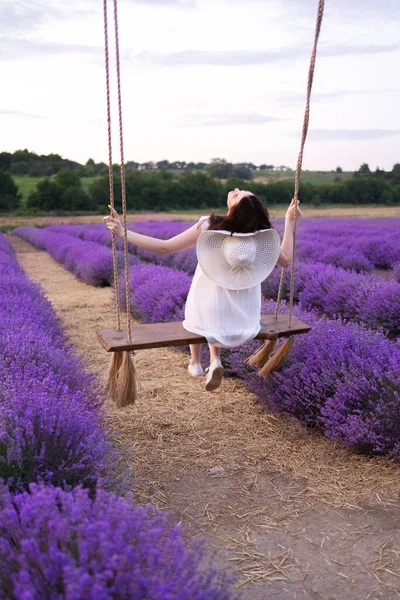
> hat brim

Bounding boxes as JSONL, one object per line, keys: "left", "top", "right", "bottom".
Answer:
{"left": 197, "top": 229, "right": 281, "bottom": 290}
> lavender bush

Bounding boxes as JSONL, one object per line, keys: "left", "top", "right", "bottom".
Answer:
{"left": 0, "top": 483, "right": 234, "bottom": 600}
{"left": 47, "top": 221, "right": 199, "bottom": 275}
{"left": 0, "top": 235, "right": 111, "bottom": 492}
{"left": 13, "top": 226, "right": 137, "bottom": 286}
{"left": 262, "top": 261, "right": 400, "bottom": 338}
{"left": 294, "top": 218, "right": 400, "bottom": 271}
{"left": 392, "top": 262, "right": 400, "bottom": 283}
{"left": 118, "top": 263, "right": 191, "bottom": 323}
{"left": 225, "top": 300, "right": 400, "bottom": 458}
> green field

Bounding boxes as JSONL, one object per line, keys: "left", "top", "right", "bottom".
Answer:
{"left": 12, "top": 176, "right": 100, "bottom": 202}
{"left": 13, "top": 176, "right": 42, "bottom": 201}
{"left": 254, "top": 170, "right": 354, "bottom": 185}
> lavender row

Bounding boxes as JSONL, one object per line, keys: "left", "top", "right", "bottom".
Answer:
{"left": 227, "top": 300, "right": 400, "bottom": 459}
{"left": 47, "top": 221, "right": 199, "bottom": 275}
{"left": 0, "top": 235, "right": 233, "bottom": 599}
{"left": 0, "top": 483, "right": 233, "bottom": 600}
{"left": 0, "top": 234, "right": 111, "bottom": 492}
{"left": 295, "top": 218, "right": 400, "bottom": 271}
{"left": 262, "top": 261, "right": 400, "bottom": 338}
{"left": 119, "top": 260, "right": 400, "bottom": 459}
{"left": 46, "top": 216, "right": 400, "bottom": 273}
{"left": 13, "top": 226, "right": 139, "bottom": 286}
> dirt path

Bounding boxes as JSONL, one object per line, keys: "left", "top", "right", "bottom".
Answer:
{"left": 11, "top": 236, "right": 400, "bottom": 600}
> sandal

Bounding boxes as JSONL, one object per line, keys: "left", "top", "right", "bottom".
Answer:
{"left": 188, "top": 361, "right": 204, "bottom": 377}
{"left": 205, "top": 359, "right": 224, "bottom": 391}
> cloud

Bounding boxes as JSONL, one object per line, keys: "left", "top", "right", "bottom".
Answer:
{"left": 136, "top": 43, "right": 400, "bottom": 67}
{"left": 0, "top": 109, "right": 44, "bottom": 119}
{"left": 136, "top": 48, "right": 298, "bottom": 67}
{"left": 0, "top": 1, "right": 99, "bottom": 35}
{"left": 0, "top": 38, "right": 101, "bottom": 61}
{"left": 0, "top": 1, "right": 61, "bottom": 33}
{"left": 280, "top": 0, "right": 400, "bottom": 19}
{"left": 280, "top": 92, "right": 342, "bottom": 105}
{"left": 129, "top": 0, "right": 196, "bottom": 5}
{"left": 280, "top": 89, "right": 400, "bottom": 106}
{"left": 185, "top": 113, "right": 282, "bottom": 126}
{"left": 3, "top": 38, "right": 399, "bottom": 64}
{"left": 305, "top": 129, "right": 400, "bottom": 141}
{"left": 319, "top": 44, "right": 400, "bottom": 58}
{"left": 0, "top": 0, "right": 195, "bottom": 35}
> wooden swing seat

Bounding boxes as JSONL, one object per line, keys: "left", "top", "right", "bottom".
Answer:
{"left": 97, "top": 314, "right": 311, "bottom": 352}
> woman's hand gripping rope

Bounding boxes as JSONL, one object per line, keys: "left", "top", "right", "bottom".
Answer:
{"left": 104, "top": 205, "right": 124, "bottom": 238}
{"left": 285, "top": 198, "right": 302, "bottom": 224}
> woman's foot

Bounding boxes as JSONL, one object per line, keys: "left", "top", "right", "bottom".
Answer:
{"left": 188, "top": 361, "right": 203, "bottom": 377}
{"left": 205, "top": 359, "right": 224, "bottom": 391}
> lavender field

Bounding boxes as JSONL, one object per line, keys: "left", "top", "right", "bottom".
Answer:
{"left": 13, "top": 218, "right": 400, "bottom": 459}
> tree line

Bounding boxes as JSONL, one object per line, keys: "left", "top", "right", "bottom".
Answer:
{"left": 1, "top": 168, "right": 400, "bottom": 214}
{"left": 0, "top": 150, "right": 285, "bottom": 179}
{"left": 0, "top": 150, "right": 399, "bottom": 213}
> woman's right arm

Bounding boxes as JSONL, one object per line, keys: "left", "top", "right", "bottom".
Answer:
{"left": 276, "top": 201, "right": 302, "bottom": 268}
{"left": 104, "top": 208, "right": 201, "bottom": 254}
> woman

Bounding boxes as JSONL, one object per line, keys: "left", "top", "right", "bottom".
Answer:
{"left": 104, "top": 189, "right": 301, "bottom": 391}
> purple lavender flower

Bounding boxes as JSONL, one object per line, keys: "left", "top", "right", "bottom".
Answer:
{"left": 0, "top": 483, "right": 235, "bottom": 600}
{"left": 392, "top": 262, "right": 400, "bottom": 283}
{"left": 12, "top": 227, "right": 136, "bottom": 287}
{"left": 295, "top": 217, "right": 400, "bottom": 271}
{"left": 117, "top": 263, "right": 191, "bottom": 322}
{"left": 359, "top": 280, "right": 400, "bottom": 337}
{"left": 0, "top": 235, "right": 112, "bottom": 492}
{"left": 263, "top": 261, "right": 400, "bottom": 337}
{"left": 225, "top": 300, "right": 400, "bottom": 458}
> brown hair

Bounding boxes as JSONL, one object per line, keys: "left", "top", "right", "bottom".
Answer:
{"left": 207, "top": 194, "right": 271, "bottom": 234}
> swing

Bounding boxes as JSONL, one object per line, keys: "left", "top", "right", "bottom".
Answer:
{"left": 97, "top": 0, "right": 324, "bottom": 406}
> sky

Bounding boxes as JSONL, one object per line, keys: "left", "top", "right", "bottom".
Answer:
{"left": 1, "top": 0, "right": 400, "bottom": 171}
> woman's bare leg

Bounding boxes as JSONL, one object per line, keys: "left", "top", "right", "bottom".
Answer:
{"left": 188, "top": 343, "right": 203, "bottom": 377}
{"left": 208, "top": 344, "right": 221, "bottom": 363}
{"left": 189, "top": 343, "right": 201, "bottom": 364}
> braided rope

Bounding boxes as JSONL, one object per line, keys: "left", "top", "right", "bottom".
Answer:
{"left": 113, "top": 0, "right": 132, "bottom": 343}
{"left": 103, "top": 0, "right": 121, "bottom": 331}
{"left": 274, "top": 0, "right": 324, "bottom": 328}
{"left": 274, "top": 267, "right": 286, "bottom": 319}
{"left": 288, "top": 0, "right": 324, "bottom": 328}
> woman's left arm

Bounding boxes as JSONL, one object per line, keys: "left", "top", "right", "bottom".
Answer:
{"left": 104, "top": 208, "right": 201, "bottom": 254}
{"left": 276, "top": 200, "right": 302, "bottom": 267}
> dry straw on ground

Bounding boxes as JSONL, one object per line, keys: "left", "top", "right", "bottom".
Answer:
{"left": 371, "top": 541, "right": 400, "bottom": 593}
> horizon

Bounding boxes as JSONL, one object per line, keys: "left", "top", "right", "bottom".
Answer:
{"left": 5, "top": 149, "right": 398, "bottom": 173}
{"left": 1, "top": 0, "right": 400, "bottom": 171}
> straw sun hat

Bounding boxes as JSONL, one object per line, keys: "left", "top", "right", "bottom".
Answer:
{"left": 197, "top": 228, "right": 281, "bottom": 290}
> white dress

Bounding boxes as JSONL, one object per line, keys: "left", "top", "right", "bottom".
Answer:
{"left": 182, "top": 216, "right": 262, "bottom": 348}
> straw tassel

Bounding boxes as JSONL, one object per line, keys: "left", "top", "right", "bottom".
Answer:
{"left": 257, "top": 336, "right": 295, "bottom": 377}
{"left": 246, "top": 338, "right": 278, "bottom": 367}
{"left": 106, "top": 351, "right": 123, "bottom": 400}
{"left": 107, "top": 351, "right": 137, "bottom": 407}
